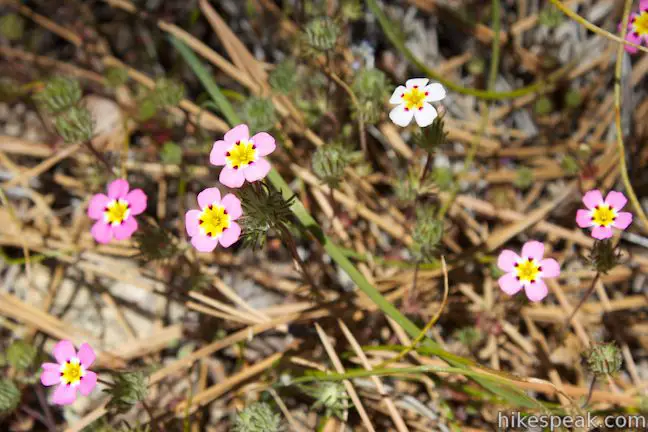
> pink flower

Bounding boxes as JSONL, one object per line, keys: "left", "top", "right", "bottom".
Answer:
{"left": 185, "top": 187, "right": 242, "bottom": 252}
{"left": 576, "top": 190, "right": 633, "bottom": 240}
{"left": 497, "top": 241, "right": 560, "bottom": 302}
{"left": 87, "top": 179, "right": 147, "bottom": 244}
{"left": 623, "top": 0, "right": 648, "bottom": 54}
{"left": 210, "top": 124, "right": 276, "bottom": 188}
{"left": 40, "top": 340, "right": 97, "bottom": 405}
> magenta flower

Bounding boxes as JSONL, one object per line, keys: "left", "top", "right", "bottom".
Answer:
{"left": 88, "top": 179, "right": 147, "bottom": 244}
{"left": 623, "top": 0, "right": 648, "bottom": 54}
{"left": 209, "top": 124, "right": 276, "bottom": 188}
{"left": 185, "top": 187, "right": 242, "bottom": 252}
{"left": 576, "top": 190, "right": 632, "bottom": 240}
{"left": 497, "top": 241, "right": 560, "bottom": 302}
{"left": 40, "top": 340, "right": 97, "bottom": 405}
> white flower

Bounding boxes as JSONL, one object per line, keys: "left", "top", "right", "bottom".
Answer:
{"left": 388, "top": 78, "right": 446, "bottom": 127}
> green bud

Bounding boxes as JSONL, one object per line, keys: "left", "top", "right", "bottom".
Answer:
{"left": 0, "top": 379, "right": 20, "bottom": 416}
{"left": 54, "top": 106, "right": 94, "bottom": 143}
{"left": 104, "top": 67, "right": 129, "bottom": 88}
{"left": 584, "top": 342, "right": 623, "bottom": 377}
{"left": 161, "top": 141, "right": 183, "bottom": 165}
{"left": 539, "top": 5, "right": 563, "bottom": 28}
{"left": 411, "top": 205, "right": 444, "bottom": 262}
{"left": 133, "top": 223, "right": 179, "bottom": 263}
{"left": 138, "top": 96, "right": 158, "bottom": 121}
{"left": 106, "top": 371, "right": 149, "bottom": 414}
{"left": 560, "top": 155, "right": 580, "bottom": 175}
{"left": 0, "top": 13, "right": 24, "bottom": 41}
{"left": 312, "top": 144, "right": 350, "bottom": 188}
{"left": 303, "top": 17, "right": 340, "bottom": 51}
{"left": 351, "top": 68, "right": 389, "bottom": 125}
{"left": 7, "top": 340, "right": 36, "bottom": 371}
{"left": 467, "top": 57, "right": 486, "bottom": 76}
{"left": 514, "top": 167, "right": 534, "bottom": 190}
{"left": 269, "top": 59, "right": 297, "bottom": 95}
{"left": 341, "top": 0, "right": 363, "bottom": 21}
{"left": 565, "top": 88, "right": 582, "bottom": 109}
{"left": 414, "top": 116, "right": 448, "bottom": 153}
{"left": 152, "top": 78, "right": 185, "bottom": 108}
{"left": 233, "top": 402, "right": 282, "bottom": 432}
{"left": 34, "top": 76, "right": 82, "bottom": 114}
{"left": 588, "top": 240, "right": 620, "bottom": 274}
{"left": 432, "top": 166, "right": 454, "bottom": 191}
{"left": 302, "top": 382, "right": 349, "bottom": 420}
{"left": 534, "top": 96, "right": 553, "bottom": 116}
{"left": 240, "top": 97, "right": 277, "bottom": 133}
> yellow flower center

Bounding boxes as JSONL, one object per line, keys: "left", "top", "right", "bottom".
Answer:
{"left": 60, "top": 359, "right": 84, "bottom": 386}
{"left": 226, "top": 140, "right": 257, "bottom": 169}
{"left": 199, "top": 204, "right": 230, "bottom": 238}
{"left": 515, "top": 259, "right": 541, "bottom": 284}
{"left": 104, "top": 199, "right": 130, "bottom": 226}
{"left": 402, "top": 87, "right": 427, "bottom": 111}
{"left": 633, "top": 12, "right": 648, "bottom": 36}
{"left": 591, "top": 205, "right": 616, "bottom": 227}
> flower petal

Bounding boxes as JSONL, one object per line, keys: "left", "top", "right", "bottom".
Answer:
{"left": 219, "top": 166, "right": 246, "bottom": 188}
{"left": 576, "top": 209, "right": 593, "bottom": 228}
{"left": 405, "top": 78, "right": 429, "bottom": 89}
{"left": 413, "top": 103, "right": 438, "bottom": 127}
{"left": 389, "top": 104, "right": 414, "bottom": 127}
{"left": 41, "top": 368, "right": 62, "bottom": 386}
{"left": 389, "top": 85, "right": 407, "bottom": 104}
{"left": 243, "top": 158, "right": 271, "bottom": 183}
{"left": 224, "top": 124, "right": 249, "bottom": 144}
{"left": 423, "top": 83, "right": 446, "bottom": 102}
{"left": 641, "top": 0, "right": 648, "bottom": 12}
{"left": 521, "top": 240, "right": 545, "bottom": 261}
{"left": 221, "top": 194, "right": 242, "bottom": 220}
{"left": 53, "top": 340, "right": 76, "bottom": 364}
{"left": 210, "top": 140, "right": 229, "bottom": 166}
{"left": 88, "top": 194, "right": 110, "bottom": 220}
{"left": 91, "top": 221, "right": 113, "bottom": 244}
{"left": 613, "top": 211, "right": 633, "bottom": 230}
{"left": 185, "top": 210, "right": 202, "bottom": 237}
{"left": 197, "top": 188, "right": 221, "bottom": 209}
{"left": 219, "top": 222, "right": 241, "bottom": 248}
{"left": 497, "top": 250, "right": 520, "bottom": 272}
{"left": 191, "top": 234, "right": 219, "bottom": 252}
{"left": 51, "top": 383, "right": 77, "bottom": 405}
{"left": 125, "top": 189, "right": 147, "bottom": 215}
{"left": 625, "top": 30, "right": 641, "bottom": 54}
{"left": 582, "top": 189, "right": 603, "bottom": 210}
{"left": 591, "top": 225, "right": 613, "bottom": 240}
{"left": 112, "top": 217, "right": 138, "bottom": 241}
{"left": 78, "top": 371, "right": 97, "bottom": 396}
{"left": 107, "top": 179, "right": 130, "bottom": 199}
{"left": 498, "top": 273, "right": 523, "bottom": 296}
{"left": 251, "top": 132, "right": 276, "bottom": 156}
{"left": 77, "top": 343, "right": 96, "bottom": 368}
{"left": 539, "top": 258, "right": 560, "bottom": 278}
{"left": 604, "top": 191, "right": 628, "bottom": 211}
{"left": 525, "top": 279, "right": 548, "bottom": 302}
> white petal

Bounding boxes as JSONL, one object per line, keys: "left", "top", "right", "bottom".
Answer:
{"left": 424, "top": 83, "right": 446, "bottom": 102}
{"left": 413, "top": 103, "right": 437, "bottom": 127}
{"left": 389, "top": 104, "right": 414, "bottom": 127}
{"left": 389, "top": 86, "right": 407, "bottom": 104}
{"left": 406, "top": 78, "right": 429, "bottom": 89}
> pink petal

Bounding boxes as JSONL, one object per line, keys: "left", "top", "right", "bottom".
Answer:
{"left": 53, "top": 340, "right": 76, "bottom": 364}
{"left": 210, "top": 140, "right": 229, "bottom": 166}
{"left": 191, "top": 234, "right": 219, "bottom": 252}
{"left": 224, "top": 124, "right": 249, "bottom": 144}
{"left": 604, "top": 191, "right": 628, "bottom": 211}
{"left": 107, "top": 179, "right": 130, "bottom": 199}
{"left": 197, "top": 187, "right": 221, "bottom": 209}
{"left": 77, "top": 343, "right": 96, "bottom": 368}
{"left": 539, "top": 258, "right": 560, "bottom": 278}
{"left": 51, "top": 383, "right": 77, "bottom": 405}
{"left": 125, "top": 189, "right": 147, "bottom": 215}
{"left": 591, "top": 225, "right": 613, "bottom": 240}
{"left": 219, "top": 222, "right": 241, "bottom": 248}
{"left": 219, "top": 166, "right": 246, "bottom": 189}
{"left": 641, "top": 0, "right": 648, "bottom": 11}
{"left": 525, "top": 279, "right": 548, "bottom": 302}
{"left": 91, "top": 221, "right": 113, "bottom": 244}
{"left": 582, "top": 189, "right": 603, "bottom": 210}
{"left": 613, "top": 212, "right": 633, "bottom": 230}
{"left": 41, "top": 367, "right": 61, "bottom": 386}
{"left": 112, "top": 217, "right": 138, "bottom": 240}
{"left": 625, "top": 30, "right": 641, "bottom": 54}
{"left": 498, "top": 273, "right": 523, "bottom": 296}
{"left": 185, "top": 209, "right": 202, "bottom": 237}
{"left": 521, "top": 241, "right": 545, "bottom": 261}
{"left": 88, "top": 194, "right": 109, "bottom": 220}
{"left": 221, "top": 194, "right": 242, "bottom": 220}
{"left": 497, "top": 250, "right": 520, "bottom": 272}
{"left": 243, "top": 158, "right": 271, "bottom": 183}
{"left": 78, "top": 371, "right": 97, "bottom": 396}
{"left": 576, "top": 209, "right": 593, "bottom": 228}
{"left": 251, "top": 132, "right": 276, "bottom": 156}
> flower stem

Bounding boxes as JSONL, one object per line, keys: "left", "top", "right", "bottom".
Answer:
{"left": 566, "top": 272, "right": 600, "bottom": 324}
{"left": 582, "top": 375, "right": 597, "bottom": 408}
{"left": 83, "top": 140, "right": 114, "bottom": 174}
{"left": 279, "top": 224, "right": 319, "bottom": 291}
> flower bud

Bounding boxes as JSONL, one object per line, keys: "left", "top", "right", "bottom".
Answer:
{"left": 34, "top": 76, "right": 82, "bottom": 114}
{"left": 238, "top": 182, "right": 296, "bottom": 248}
{"left": 588, "top": 240, "right": 620, "bottom": 274}
{"left": 240, "top": 97, "right": 277, "bottom": 133}
{"left": 514, "top": 167, "right": 534, "bottom": 190}
{"left": 106, "top": 371, "right": 149, "bottom": 414}
{"left": 302, "top": 382, "right": 349, "bottom": 420}
{"left": 312, "top": 144, "right": 350, "bottom": 189}
{"left": 104, "top": 67, "right": 129, "bottom": 88}
{"left": 152, "top": 78, "right": 184, "bottom": 108}
{"left": 303, "top": 17, "right": 340, "bottom": 51}
{"left": 7, "top": 340, "right": 36, "bottom": 371}
{"left": 54, "top": 106, "right": 94, "bottom": 143}
{"left": 413, "top": 116, "right": 448, "bottom": 153}
{"left": 233, "top": 402, "right": 282, "bottom": 432}
{"left": 269, "top": 59, "right": 297, "bottom": 95}
{"left": 584, "top": 342, "right": 623, "bottom": 377}
{"left": 0, "top": 379, "right": 20, "bottom": 417}
{"left": 411, "top": 205, "right": 444, "bottom": 262}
